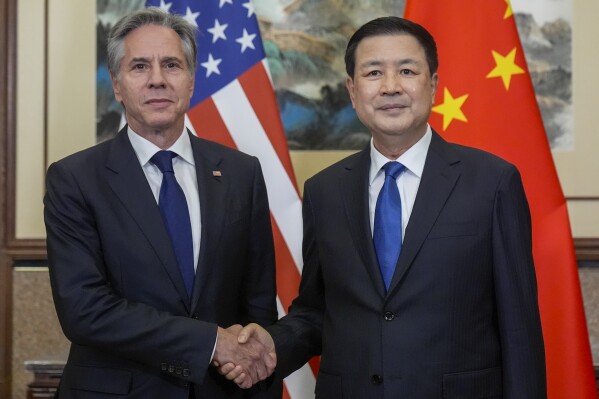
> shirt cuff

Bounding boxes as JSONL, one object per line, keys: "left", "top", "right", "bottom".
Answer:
{"left": 209, "top": 331, "right": 218, "bottom": 364}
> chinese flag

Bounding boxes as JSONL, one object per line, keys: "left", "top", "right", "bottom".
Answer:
{"left": 405, "top": 1, "right": 596, "bottom": 398}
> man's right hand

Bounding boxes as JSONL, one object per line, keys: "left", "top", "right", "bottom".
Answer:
{"left": 212, "top": 323, "right": 276, "bottom": 389}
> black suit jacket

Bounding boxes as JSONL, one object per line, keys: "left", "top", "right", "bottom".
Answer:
{"left": 269, "top": 131, "right": 546, "bottom": 398}
{"left": 44, "top": 128, "right": 281, "bottom": 398}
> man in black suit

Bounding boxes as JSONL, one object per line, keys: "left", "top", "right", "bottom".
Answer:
{"left": 44, "top": 8, "right": 278, "bottom": 399}
{"left": 221, "top": 16, "right": 546, "bottom": 398}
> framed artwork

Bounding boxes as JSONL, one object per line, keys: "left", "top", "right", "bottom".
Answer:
{"left": 96, "top": 0, "right": 573, "bottom": 151}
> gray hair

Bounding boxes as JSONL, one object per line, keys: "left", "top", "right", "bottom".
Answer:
{"left": 107, "top": 7, "right": 198, "bottom": 79}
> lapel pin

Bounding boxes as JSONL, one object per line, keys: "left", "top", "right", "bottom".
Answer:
{"left": 212, "top": 171, "right": 222, "bottom": 177}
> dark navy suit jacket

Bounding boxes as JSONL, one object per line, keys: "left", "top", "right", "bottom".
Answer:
{"left": 269, "top": 131, "right": 546, "bottom": 398}
{"left": 44, "top": 127, "right": 281, "bottom": 398}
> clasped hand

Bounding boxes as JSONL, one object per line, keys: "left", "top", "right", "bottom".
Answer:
{"left": 212, "top": 323, "right": 276, "bottom": 389}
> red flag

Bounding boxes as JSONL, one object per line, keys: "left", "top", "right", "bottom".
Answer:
{"left": 405, "top": 1, "right": 595, "bottom": 397}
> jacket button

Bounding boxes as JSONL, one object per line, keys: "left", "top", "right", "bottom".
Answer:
{"left": 371, "top": 374, "right": 383, "bottom": 385}
{"left": 384, "top": 311, "right": 395, "bottom": 321}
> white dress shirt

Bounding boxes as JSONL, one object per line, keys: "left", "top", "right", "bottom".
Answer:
{"left": 127, "top": 128, "right": 201, "bottom": 271}
{"left": 368, "top": 125, "right": 432, "bottom": 239}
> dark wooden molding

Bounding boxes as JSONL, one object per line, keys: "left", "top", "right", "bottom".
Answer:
{"left": 566, "top": 198, "right": 599, "bottom": 260}
{"left": 567, "top": 197, "right": 599, "bottom": 201}
{"left": 0, "top": 251, "right": 11, "bottom": 399}
{"left": 575, "top": 238, "right": 599, "bottom": 261}
{"left": 4, "top": 240, "right": 47, "bottom": 261}
{"left": 0, "top": 0, "right": 15, "bottom": 395}
{"left": 1, "top": 0, "right": 49, "bottom": 392}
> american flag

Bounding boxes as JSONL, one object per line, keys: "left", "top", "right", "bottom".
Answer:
{"left": 144, "top": 0, "right": 315, "bottom": 397}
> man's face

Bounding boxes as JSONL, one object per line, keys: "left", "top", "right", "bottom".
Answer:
{"left": 111, "top": 24, "right": 194, "bottom": 136}
{"left": 346, "top": 34, "right": 438, "bottom": 145}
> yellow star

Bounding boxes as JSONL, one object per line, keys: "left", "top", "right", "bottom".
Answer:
{"left": 504, "top": 0, "right": 513, "bottom": 19}
{"left": 486, "top": 47, "right": 525, "bottom": 90}
{"left": 432, "top": 87, "right": 469, "bottom": 131}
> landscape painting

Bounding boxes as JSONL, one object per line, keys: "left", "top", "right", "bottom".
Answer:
{"left": 96, "top": 0, "right": 572, "bottom": 150}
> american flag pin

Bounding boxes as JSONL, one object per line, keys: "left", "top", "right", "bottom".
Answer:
{"left": 212, "top": 171, "right": 222, "bottom": 177}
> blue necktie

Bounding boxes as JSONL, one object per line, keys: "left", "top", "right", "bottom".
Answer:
{"left": 373, "top": 161, "right": 406, "bottom": 291}
{"left": 151, "top": 150, "right": 195, "bottom": 297}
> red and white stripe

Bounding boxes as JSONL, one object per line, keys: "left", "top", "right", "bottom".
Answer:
{"left": 188, "top": 59, "right": 317, "bottom": 399}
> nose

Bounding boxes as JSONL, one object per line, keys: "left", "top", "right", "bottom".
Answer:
{"left": 148, "top": 65, "right": 167, "bottom": 88}
{"left": 380, "top": 74, "right": 402, "bottom": 95}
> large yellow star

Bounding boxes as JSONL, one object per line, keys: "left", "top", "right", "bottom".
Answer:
{"left": 432, "top": 87, "right": 468, "bottom": 131}
{"left": 504, "top": 0, "right": 513, "bottom": 19}
{"left": 486, "top": 47, "right": 525, "bottom": 90}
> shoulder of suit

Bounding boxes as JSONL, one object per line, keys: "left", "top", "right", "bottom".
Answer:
{"left": 190, "top": 134, "right": 256, "bottom": 163}
{"left": 441, "top": 140, "right": 518, "bottom": 174}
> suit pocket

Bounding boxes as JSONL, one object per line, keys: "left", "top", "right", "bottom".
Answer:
{"left": 428, "top": 222, "right": 478, "bottom": 239}
{"left": 315, "top": 369, "right": 343, "bottom": 399}
{"left": 443, "top": 366, "right": 502, "bottom": 398}
{"left": 66, "top": 365, "right": 131, "bottom": 395}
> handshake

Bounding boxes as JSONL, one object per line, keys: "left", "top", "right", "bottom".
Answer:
{"left": 212, "top": 323, "right": 276, "bottom": 389}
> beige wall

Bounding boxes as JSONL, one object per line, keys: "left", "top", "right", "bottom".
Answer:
{"left": 16, "top": 0, "right": 95, "bottom": 239}
{"left": 553, "top": 0, "right": 599, "bottom": 237}
{"left": 15, "top": 0, "right": 599, "bottom": 239}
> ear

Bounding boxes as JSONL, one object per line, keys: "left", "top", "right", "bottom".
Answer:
{"left": 111, "top": 72, "right": 123, "bottom": 103}
{"left": 188, "top": 75, "right": 195, "bottom": 98}
{"left": 430, "top": 72, "right": 439, "bottom": 104}
{"left": 345, "top": 76, "right": 356, "bottom": 109}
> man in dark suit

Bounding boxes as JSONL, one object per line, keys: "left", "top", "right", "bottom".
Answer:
{"left": 221, "top": 16, "right": 546, "bottom": 398}
{"left": 44, "top": 8, "right": 278, "bottom": 399}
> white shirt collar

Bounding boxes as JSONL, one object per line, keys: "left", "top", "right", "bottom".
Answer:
{"left": 127, "top": 127, "right": 195, "bottom": 167}
{"left": 369, "top": 125, "right": 432, "bottom": 185}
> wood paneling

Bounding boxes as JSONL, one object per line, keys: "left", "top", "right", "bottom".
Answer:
{"left": 0, "top": 0, "right": 15, "bottom": 395}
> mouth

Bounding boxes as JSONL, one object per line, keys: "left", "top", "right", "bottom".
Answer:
{"left": 378, "top": 103, "right": 408, "bottom": 111}
{"left": 146, "top": 98, "right": 173, "bottom": 104}
{"left": 145, "top": 99, "right": 174, "bottom": 109}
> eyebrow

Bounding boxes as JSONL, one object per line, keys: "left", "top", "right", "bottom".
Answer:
{"left": 128, "top": 56, "right": 184, "bottom": 65}
{"left": 359, "top": 58, "right": 419, "bottom": 69}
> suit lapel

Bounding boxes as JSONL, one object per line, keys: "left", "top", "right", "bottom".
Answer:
{"left": 387, "top": 131, "right": 461, "bottom": 295}
{"left": 105, "top": 128, "right": 191, "bottom": 311}
{"left": 188, "top": 134, "right": 228, "bottom": 310}
{"left": 340, "top": 148, "right": 387, "bottom": 297}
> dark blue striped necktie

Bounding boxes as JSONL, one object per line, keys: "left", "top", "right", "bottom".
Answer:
{"left": 151, "top": 150, "right": 195, "bottom": 297}
{"left": 373, "top": 161, "right": 405, "bottom": 291}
